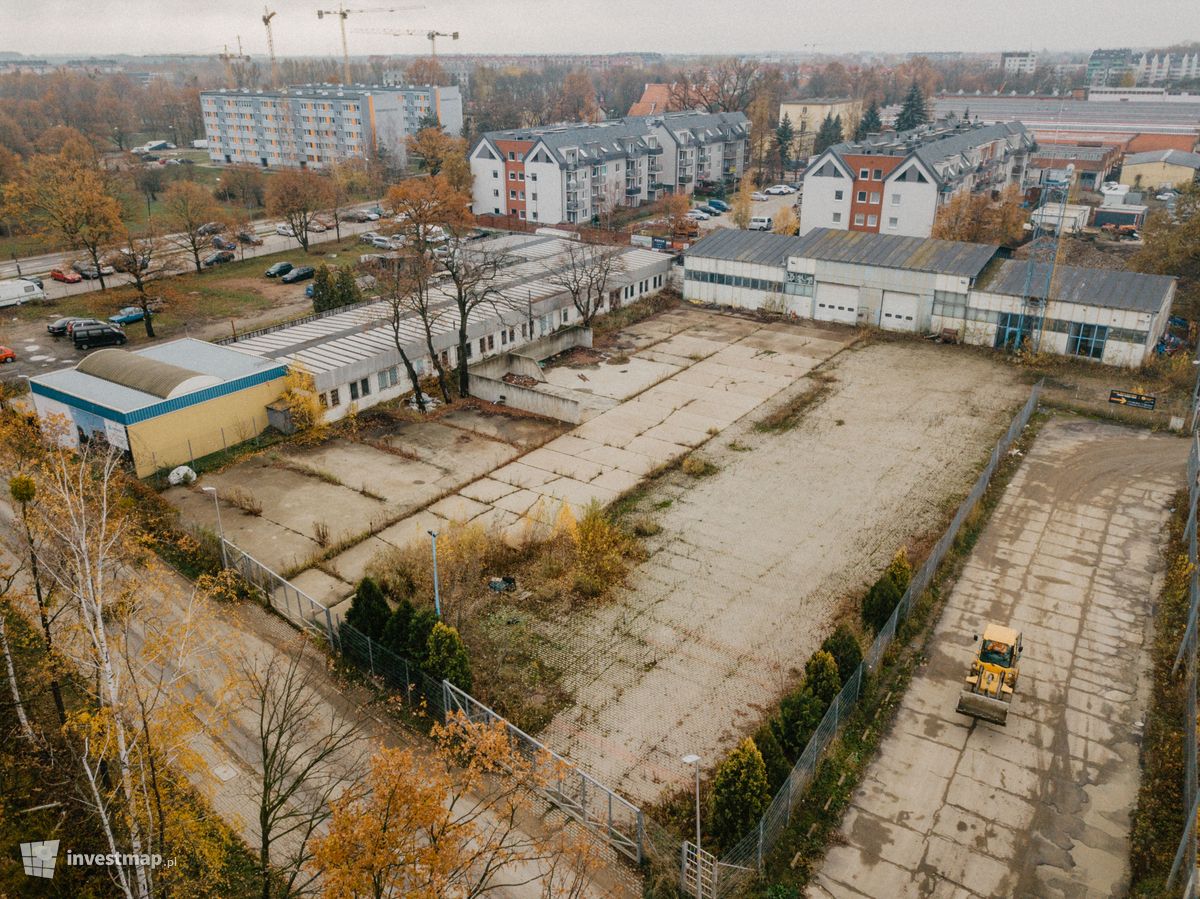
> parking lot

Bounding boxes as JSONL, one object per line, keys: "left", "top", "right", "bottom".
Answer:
{"left": 695, "top": 188, "right": 800, "bottom": 232}
{"left": 812, "top": 417, "right": 1185, "bottom": 898}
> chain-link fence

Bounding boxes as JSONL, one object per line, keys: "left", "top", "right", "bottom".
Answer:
{"left": 680, "top": 381, "right": 1043, "bottom": 897}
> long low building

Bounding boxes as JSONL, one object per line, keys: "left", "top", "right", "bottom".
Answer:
{"left": 29, "top": 339, "right": 288, "bottom": 477}
{"left": 227, "top": 234, "right": 674, "bottom": 420}
{"left": 683, "top": 228, "right": 1175, "bottom": 367}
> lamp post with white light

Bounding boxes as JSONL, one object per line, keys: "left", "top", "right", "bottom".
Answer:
{"left": 682, "top": 753, "right": 702, "bottom": 898}
{"left": 201, "top": 486, "right": 228, "bottom": 568}
{"left": 428, "top": 529, "right": 441, "bottom": 619}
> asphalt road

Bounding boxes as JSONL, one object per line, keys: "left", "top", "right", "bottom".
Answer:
{"left": 811, "top": 417, "right": 1185, "bottom": 898}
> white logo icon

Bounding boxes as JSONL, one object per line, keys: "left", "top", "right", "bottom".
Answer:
{"left": 20, "top": 840, "right": 60, "bottom": 878}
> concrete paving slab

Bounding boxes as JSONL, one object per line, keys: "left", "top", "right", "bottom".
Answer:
{"left": 427, "top": 493, "right": 493, "bottom": 523}
{"left": 459, "top": 477, "right": 519, "bottom": 504}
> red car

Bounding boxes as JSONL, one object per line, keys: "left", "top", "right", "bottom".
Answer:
{"left": 51, "top": 268, "right": 82, "bottom": 284}
{"left": 0, "top": 347, "right": 15, "bottom": 364}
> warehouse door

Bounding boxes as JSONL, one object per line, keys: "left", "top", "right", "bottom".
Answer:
{"left": 880, "top": 290, "right": 920, "bottom": 332}
{"left": 814, "top": 282, "right": 858, "bottom": 324}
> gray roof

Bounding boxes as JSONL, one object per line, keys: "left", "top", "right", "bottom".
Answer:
{"left": 76, "top": 350, "right": 207, "bottom": 399}
{"left": 932, "top": 96, "right": 1200, "bottom": 136}
{"left": 1124, "top": 149, "right": 1200, "bottom": 169}
{"left": 911, "top": 122, "right": 1029, "bottom": 170}
{"left": 789, "top": 228, "right": 999, "bottom": 277}
{"left": 1029, "top": 145, "right": 1115, "bottom": 162}
{"left": 684, "top": 229, "right": 809, "bottom": 267}
{"left": 978, "top": 259, "right": 1175, "bottom": 312}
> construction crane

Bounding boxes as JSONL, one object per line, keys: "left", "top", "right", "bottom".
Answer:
{"left": 356, "top": 27, "right": 458, "bottom": 62}
{"left": 218, "top": 37, "right": 251, "bottom": 89}
{"left": 261, "top": 7, "right": 279, "bottom": 88}
{"left": 316, "top": 4, "right": 424, "bottom": 86}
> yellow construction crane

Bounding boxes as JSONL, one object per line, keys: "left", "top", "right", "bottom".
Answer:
{"left": 355, "top": 27, "right": 458, "bottom": 62}
{"left": 316, "top": 4, "right": 424, "bottom": 86}
{"left": 262, "top": 7, "right": 279, "bottom": 87}
{"left": 218, "top": 37, "right": 251, "bottom": 89}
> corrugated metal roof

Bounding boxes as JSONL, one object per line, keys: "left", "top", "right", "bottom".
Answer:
{"left": 978, "top": 258, "right": 1175, "bottom": 312}
{"left": 684, "top": 229, "right": 809, "bottom": 267}
{"left": 1124, "top": 149, "right": 1200, "bottom": 169}
{"left": 789, "top": 228, "right": 998, "bottom": 277}
{"left": 76, "top": 350, "right": 210, "bottom": 399}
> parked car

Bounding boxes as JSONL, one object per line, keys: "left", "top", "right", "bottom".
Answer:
{"left": 108, "top": 251, "right": 149, "bottom": 273}
{"left": 0, "top": 346, "right": 14, "bottom": 364}
{"left": 281, "top": 265, "right": 315, "bottom": 284}
{"left": 265, "top": 262, "right": 294, "bottom": 278}
{"left": 371, "top": 236, "right": 397, "bottom": 250}
{"left": 764, "top": 184, "right": 796, "bottom": 195}
{"left": 66, "top": 319, "right": 104, "bottom": 336}
{"left": 141, "top": 154, "right": 159, "bottom": 163}
{"left": 707, "top": 199, "right": 731, "bottom": 212}
{"left": 749, "top": 215, "right": 774, "bottom": 231}
{"left": 697, "top": 204, "right": 722, "bottom": 216}
{"left": 72, "top": 323, "right": 127, "bottom": 350}
{"left": 48, "top": 318, "right": 86, "bottom": 337}
{"left": 307, "top": 220, "right": 329, "bottom": 233}
{"left": 360, "top": 231, "right": 383, "bottom": 244}
{"left": 72, "top": 261, "right": 116, "bottom": 279}
{"left": 51, "top": 268, "right": 82, "bottom": 284}
{"left": 275, "top": 224, "right": 296, "bottom": 237}
{"left": 1156, "top": 191, "right": 1178, "bottom": 201}
{"left": 237, "top": 230, "right": 264, "bottom": 246}
{"left": 109, "top": 306, "right": 147, "bottom": 325}
{"left": 685, "top": 209, "right": 710, "bottom": 221}
{"left": 363, "top": 210, "right": 380, "bottom": 220}
{"left": 203, "top": 250, "right": 235, "bottom": 267}
{"left": 197, "top": 221, "right": 225, "bottom": 236}
{"left": 751, "top": 191, "right": 769, "bottom": 201}
{"left": 211, "top": 236, "right": 237, "bottom": 251}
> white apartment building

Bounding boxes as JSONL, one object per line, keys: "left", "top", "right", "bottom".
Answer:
{"left": 800, "top": 116, "right": 1032, "bottom": 239}
{"left": 1000, "top": 51, "right": 1038, "bottom": 76}
{"left": 1133, "top": 51, "right": 1200, "bottom": 85}
{"left": 468, "top": 112, "right": 750, "bottom": 226}
{"left": 199, "top": 83, "right": 463, "bottom": 170}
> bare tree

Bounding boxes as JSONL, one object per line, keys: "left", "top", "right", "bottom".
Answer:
{"left": 676, "top": 60, "right": 762, "bottom": 113}
{"left": 110, "top": 226, "right": 171, "bottom": 337}
{"left": 545, "top": 240, "right": 625, "bottom": 329}
{"left": 160, "top": 180, "right": 222, "bottom": 274}
{"left": 439, "top": 244, "right": 505, "bottom": 398}
{"left": 241, "top": 644, "right": 364, "bottom": 899}
{"left": 0, "top": 562, "right": 35, "bottom": 745}
{"left": 373, "top": 256, "right": 438, "bottom": 413}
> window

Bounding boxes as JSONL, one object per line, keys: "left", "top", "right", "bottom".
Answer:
{"left": 508, "top": 151, "right": 515, "bottom": 160}
{"left": 378, "top": 371, "right": 388, "bottom": 391}
{"left": 867, "top": 215, "right": 878, "bottom": 227}
{"left": 494, "top": 207, "right": 500, "bottom": 214}
{"left": 518, "top": 210, "right": 526, "bottom": 219}
{"left": 492, "top": 170, "right": 499, "bottom": 178}
{"left": 869, "top": 192, "right": 880, "bottom": 204}
{"left": 859, "top": 168, "right": 869, "bottom": 179}
{"left": 857, "top": 191, "right": 866, "bottom": 202}
{"left": 832, "top": 212, "right": 842, "bottom": 223}
{"left": 531, "top": 212, "right": 538, "bottom": 220}
{"left": 509, "top": 172, "right": 516, "bottom": 180}
{"left": 389, "top": 366, "right": 399, "bottom": 386}
{"left": 888, "top": 217, "right": 898, "bottom": 228}
{"left": 873, "top": 168, "right": 883, "bottom": 180}
{"left": 530, "top": 173, "right": 537, "bottom": 181}
{"left": 891, "top": 193, "right": 901, "bottom": 205}
{"left": 479, "top": 338, "right": 486, "bottom": 354}
{"left": 318, "top": 393, "right": 329, "bottom": 408}
{"left": 349, "top": 381, "right": 359, "bottom": 401}
{"left": 853, "top": 213, "right": 865, "bottom": 226}
{"left": 509, "top": 189, "right": 517, "bottom": 199}
{"left": 509, "top": 328, "right": 516, "bottom": 342}
{"left": 360, "top": 378, "right": 370, "bottom": 397}
{"left": 834, "top": 190, "right": 844, "bottom": 201}
{"left": 531, "top": 192, "right": 538, "bottom": 201}
{"left": 561, "top": 308, "right": 569, "bottom": 323}
{"left": 519, "top": 191, "right": 525, "bottom": 200}
{"left": 493, "top": 189, "right": 499, "bottom": 197}
{"left": 1068, "top": 322, "right": 1108, "bottom": 359}
{"left": 487, "top": 335, "right": 494, "bottom": 350}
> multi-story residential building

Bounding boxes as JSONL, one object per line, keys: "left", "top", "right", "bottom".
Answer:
{"left": 1132, "top": 51, "right": 1200, "bottom": 85}
{"left": 799, "top": 116, "right": 1032, "bottom": 238}
{"left": 777, "top": 97, "right": 863, "bottom": 156}
{"left": 1000, "top": 51, "right": 1038, "bottom": 76}
{"left": 199, "top": 83, "right": 463, "bottom": 169}
{"left": 468, "top": 112, "right": 750, "bottom": 226}
{"left": 1087, "top": 48, "right": 1133, "bottom": 85}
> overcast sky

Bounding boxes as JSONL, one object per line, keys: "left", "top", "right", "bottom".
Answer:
{"left": 2, "top": 0, "right": 1197, "bottom": 58}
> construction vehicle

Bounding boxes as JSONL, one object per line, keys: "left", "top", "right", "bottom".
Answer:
{"left": 956, "top": 623, "right": 1022, "bottom": 726}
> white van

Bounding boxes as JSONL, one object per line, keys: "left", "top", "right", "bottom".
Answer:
{"left": 0, "top": 278, "right": 45, "bottom": 309}
{"left": 749, "top": 216, "right": 773, "bottom": 231}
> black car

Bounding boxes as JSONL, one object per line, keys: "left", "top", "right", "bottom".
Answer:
{"left": 237, "top": 230, "right": 264, "bottom": 246}
{"left": 203, "top": 250, "right": 236, "bottom": 267}
{"left": 72, "top": 323, "right": 126, "bottom": 350}
{"left": 281, "top": 266, "right": 315, "bottom": 284}
{"left": 265, "top": 261, "right": 294, "bottom": 278}
{"left": 197, "top": 222, "right": 225, "bottom": 237}
{"left": 211, "top": 236, "right": 237, "bottom": 251}
{"left": 48, "top": 317, "right": 87, "bottom": 337}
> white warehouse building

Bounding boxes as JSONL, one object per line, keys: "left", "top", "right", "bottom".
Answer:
{"left": 683, "top": 228, "right": 1175, "bottom": 367}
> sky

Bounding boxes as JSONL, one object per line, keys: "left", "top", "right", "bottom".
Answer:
{"left": 1, "top": 0, "right": 1198, "bottom": 58}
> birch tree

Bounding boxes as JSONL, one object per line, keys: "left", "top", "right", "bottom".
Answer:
{"left": 545, "top": 239, "right": 625, "bottom": 328}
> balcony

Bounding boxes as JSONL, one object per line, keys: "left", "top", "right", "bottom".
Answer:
{"left": 626, "top": 185, "right": 641, "bottom": 196}
{"left": 647, "top": 145, "right": 663, "bottom": 155}
{"left": 678, "top": 174, "right": 693, "bottom": 184}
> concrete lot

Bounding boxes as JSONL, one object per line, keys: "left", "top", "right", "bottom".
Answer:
{"left": 811, "top": 417, "right": 1186, "bottom": 899}
{"left": 534, "top": 341, "right": 1030, "bottom": 805}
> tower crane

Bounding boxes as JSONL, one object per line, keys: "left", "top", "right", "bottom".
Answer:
{"left": 355, "top": 28, "right": 458, "bottom": 62}
{"left": 316, "top": 4, "right": 424, "bottom": 86}
{"left": 262, "top": 7, "right": 279, "bottom": 88}
{"left": 217, "top": 37, "right": 251, "bottom": 89}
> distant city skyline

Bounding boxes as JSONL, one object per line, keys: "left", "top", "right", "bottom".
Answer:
{"left": 0, "top": 0, "right": 1197, "bottom": 59}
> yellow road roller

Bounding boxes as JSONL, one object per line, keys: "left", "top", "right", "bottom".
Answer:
{"left": 956, "top": 623, "right": 1022, "bottom": 726}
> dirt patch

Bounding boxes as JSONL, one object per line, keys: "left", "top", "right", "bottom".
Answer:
{"left": 548, "top": 346, "right": 606, "bottom": 368}
{"left": 533, "top": 340, "right": 1030, "bottom": 805}
{"left": 502, "top": 372, "right": 541, "bottom": 388}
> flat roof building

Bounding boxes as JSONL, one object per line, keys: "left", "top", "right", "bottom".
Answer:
{"left": 1119, "top": 149, "right": 1200, "bottom": 190}
{"left": 29, "top": 339, "right": 288, "bottom": 477}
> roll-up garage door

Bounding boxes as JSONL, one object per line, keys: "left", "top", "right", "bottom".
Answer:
{"left": 814, "top": 282, "right": 858, "bottom": 324}
{"left": 880, "top": 290, "right": 919, "bottom": 332}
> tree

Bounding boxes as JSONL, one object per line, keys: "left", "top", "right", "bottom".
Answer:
{"left": 375, "top": 252, "right": 439, "bottom": 412}
{"left": 405, "top": 56, "right": 448, "bottom": 87}
{"left": 380, "top": 598, "right": 416, "bottom": 657}
{"left": 3, "top": 146, "right": 123, "bottom": 289}
{"left": 556, "top": 71, "right": 600, "bottom": 122}
{"left": 241, "top": 645, "right": 364, "bottom": 899}
{"left": 545, "top": 239, "right": 625, "bottom": 328}
{"left": 895, "top": 81, "right": 930, "bottom": 132}
{"left": 407, "top": 127, "right": 473, "bottom": 193}
{"left": 111, "top": 226, "right": 168, "bottom": 337}
{"left": 334, "top": 265, "right": 362, "bottom": 308}
{"left": 772, "top": 687, "right": 825, "bottom": 758}
{"left": 747, "top": 93, "right": 774, "bottom": 178}
{"left": 775, "top": 113, "right": 795, "bottom": 177}
{"left": 346, "top": 576, "right": 390, "bottom": 641}
{"left": 931, "top": 186, "right": 1025, "bottom": 246}
{"left": 425, "top": 621, "right": 472, "bottom": 691}
{"left": 813, "top": 113, "right": 843, "bottom": 155}
{"left": 159, "top": 180, "right": 222, "bottom": 273}
{"left": 684, "top": 59, "right": 762, "bottom": 113}
{"left": 753, "top": 723, "right": 791, "bottom": 794}
{"left": 730, "top": 178, "right": 754, "bottom": 230}
{"left": 665, "top": 192, "right": 692, "bottom": 237}
{"left": 311, "top": 264, "right": 335, "bottom": 313}
{"left": 1134, "top": 183, "right": 1200, "bottom": 318}
{"left": 0, "top": 562, "right": 35, "bottom": 745}
{"left": 803, "top": 650, "right": 841, "bottom": 705}
{"left": 772, "top": 206, "right": 799, "bottom": 235}
{"left": 861, "top": 570, "right": 903, "bottom": 633}
{"left": 405, "top": 607, "right": 438, "bottom": 666}
{"left": 218, "top": 164, "right": 267, "bottom": 209}
{"left": 439, "top": 243, "right": 505, "bottom": 398}
{"left": 709, "top": 738, "right": 769, "bottom": 848}
{"left": 854, "top": 100, "right": 882, "bottom": 141}
{"left": 266, "top": 169, "right": 333, "bottom": 253}
{"left": 820, "top": 624, "right": 863, "bottom": 684}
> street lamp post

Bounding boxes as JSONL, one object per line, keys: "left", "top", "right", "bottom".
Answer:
{"left": 428, "top": 529, "right": 441, "bottom": 619}
{"left": 201, "top": 486, "right": 228, "bottom": 568}
{"left": 682, "top": 753, "right": 702, "bottom": 898}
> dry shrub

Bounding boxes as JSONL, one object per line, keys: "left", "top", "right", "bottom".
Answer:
{"left": 632, "top": 516, "right": 662, "bottom": 537}
{"left": 224, "top": 486, "right": 262, "bottom": 516}
{"left": 682, "top": 455, "right": 717, "bottom": 478}
{"left": 313, "top": 519, "right": 330, "bottom": 547}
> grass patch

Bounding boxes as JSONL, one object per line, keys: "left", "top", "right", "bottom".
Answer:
{"left": 728, "top": 440, "right": 752, "bottom": 452}
{"left": 1129, "top": 490, "right": 1189, "bottom": 896}
{"left": 681, "top": 454, "right": 718, "bottom": 478}
{"left": 631, "top": 516, "right": 663, "bottom": 537}
{"left": 592, "top": 288, "right": 681, "bottom": 341}
{"left": 753, "top": 372, "right": 837, "bottom": 434}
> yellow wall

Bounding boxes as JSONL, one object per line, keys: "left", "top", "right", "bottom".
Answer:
{"left": 1119, "top": 162, "right": 1198, "bottom": 190}
{"left": 125, "top": 376, "right": 286, "bottom": 477}
{"left": 779, "top": 99, "right": 863, "bottom": 154}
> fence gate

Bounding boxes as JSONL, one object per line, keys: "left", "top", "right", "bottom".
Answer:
{"left": 680, "top": 841, "right": 719, "bottom": 898}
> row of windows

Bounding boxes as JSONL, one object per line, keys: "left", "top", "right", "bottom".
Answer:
{"left": 686, "top": 269, "right": 784, "bottom": 293}
{"left": 858, "top": 167, "right": 885, "bottom": 180}
{"left": 939, "top": 304, "right": 1149, "bottom": 346}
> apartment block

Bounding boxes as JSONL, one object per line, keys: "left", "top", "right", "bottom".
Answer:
{"left": 468, "top": 111, "right": 750, "bottom": 226}
{"left": 777, "top": 97, "right": 863, "bottom": 156}
{"left": 199, "top": 83, "right": 463, "bottom": 170}
{"left": 1000, "top": 51, "right": 1038, "bottom": 76}
{"left": 800, "top": 116, "right": 1032, "bottom": 238}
